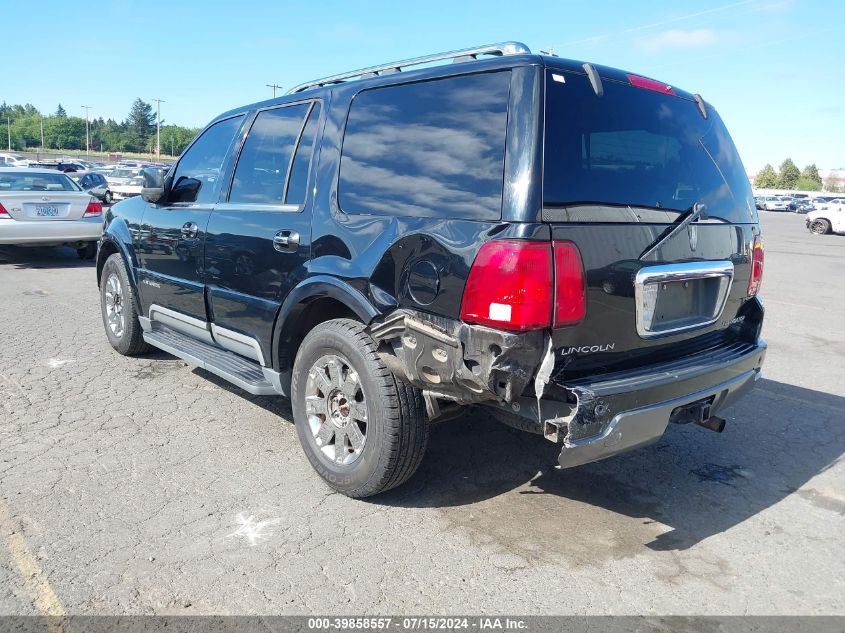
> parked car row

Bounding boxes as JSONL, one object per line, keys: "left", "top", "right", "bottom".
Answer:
{"left": 754, "top": 194, "right": 839, "bottom": 214}
{"left": 0, "top": 153, "right": 32, "bottom": 168}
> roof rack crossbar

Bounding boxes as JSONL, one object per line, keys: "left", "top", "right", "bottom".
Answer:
{"left": 286, "top": 41, "right": 531, "bottom": 94}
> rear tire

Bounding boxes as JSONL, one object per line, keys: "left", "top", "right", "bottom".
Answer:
{"left": 291, "top": 318, "right": 428, "bottom": 498}
{"left": 77, "top": 242, "right": 97, "bottom": 260}
{"left": 99, "top": 253, "right": 151, "bottom": 356}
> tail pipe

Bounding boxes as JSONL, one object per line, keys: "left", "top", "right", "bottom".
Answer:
{"left": 696, "top": 415, "right": 726, "bottom": 433}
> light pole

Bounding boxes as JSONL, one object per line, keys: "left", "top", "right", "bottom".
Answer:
{"left": 152, "top": 98, "right": 165, "bottom": 162}
{"left": 81, "top": 105, "right": 92, "bottom": 156}
{"left": 266, "top": 83, "right": 282, "bottom": 98}
{"left": 40, "top": 115, "right": 44, "bottom": 150}
{"left": 6, "top": 116, "right": 10, "bottom": 151}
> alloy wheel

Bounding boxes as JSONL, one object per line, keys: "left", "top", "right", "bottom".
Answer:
{"left": 304, "top": 354, "right": 368, "bottom": 465}
{"left": 104, "top": 273, "right": 125, "bottom": 338}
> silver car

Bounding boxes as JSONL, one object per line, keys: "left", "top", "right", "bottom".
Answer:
{"left": 761, "top": 195, "right": 789, "bottom": 211}
{"left": 0, "top": 168, "right": 103, "bottom": 259}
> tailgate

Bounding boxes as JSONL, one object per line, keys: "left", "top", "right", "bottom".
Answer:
{"left": 548, "top": 222, "right": 759, "bottom": 377}
{"left": 542, "top": 66, "right": 761, "bottom": 378}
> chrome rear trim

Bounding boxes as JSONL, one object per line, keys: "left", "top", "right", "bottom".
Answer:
{"left": 634, "top": 260, "right": 734, "bottom": 339}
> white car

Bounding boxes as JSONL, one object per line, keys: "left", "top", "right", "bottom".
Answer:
{"left": 105, "top": 167, "right": 143, "bottom": 189}
{"left": 761, "top": 195, "right": 789, "bottom": 211}
{"left": 0, "top": 168, "right": 103, "bottom": 259}
{"left": 806, "top": 200, "right": 845, "bottom": 235}
{"left": 111, "top": 175, "right": 145, "bottom": 201}
{"left": 0, "top": 153, "right": 31, "bottom": 168}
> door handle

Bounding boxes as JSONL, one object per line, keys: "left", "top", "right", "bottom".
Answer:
{"left": 181, "top": 222, "right": 199, "bottom": 239}
{"left": 273, "top": 230, "right": 300, "bottom": 253}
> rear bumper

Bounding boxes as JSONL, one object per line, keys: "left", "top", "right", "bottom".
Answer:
{"left": 557, "top": 362, "right": 762, "bottom": 468}
{"left": 552, "top": 339, "right": 767, "bottom": 468}
{"left": 0, "top": 217, "right": 103, "bottom": 245}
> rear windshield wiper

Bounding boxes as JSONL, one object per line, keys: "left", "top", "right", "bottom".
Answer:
{"left": 638, "top": 202, "right": 706, "bottom": 260}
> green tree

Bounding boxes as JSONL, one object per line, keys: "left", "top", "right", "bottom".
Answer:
{"left": 794, "top": 177, "right": 822, "bottom": 191}
{"left": 124, "top": 98, "right": 155, "bottom": 152}
{"left": 755, "top": 163, "right": 778, "bottom": 188}
{"left": 801, "top": 163, "right": 822, "bottom": 187}
{"left": 777, "top": 158, "right": 800, "bottom": 189}
{"left": 9, "top": 112, "right": 41, "bottom": 149}
{"left": 55, "top": 104, "right": 67, "bottom": 118}
{"left": 157, "top": 124, "right": 199, "bottom": 157}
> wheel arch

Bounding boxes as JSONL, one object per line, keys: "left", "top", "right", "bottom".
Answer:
{"left": 271, "top": 275, "right": 380, "bottom": 377}
{"left": 96, "top": 227, "right": 141, "bottom": 311}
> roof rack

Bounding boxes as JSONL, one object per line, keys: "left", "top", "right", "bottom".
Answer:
{"left": 286, "top": 41, "right": 531, "bottom": 94}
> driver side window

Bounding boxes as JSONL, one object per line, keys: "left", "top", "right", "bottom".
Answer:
{"left": 169, "top": 115, "right": 244, "bottom": 204}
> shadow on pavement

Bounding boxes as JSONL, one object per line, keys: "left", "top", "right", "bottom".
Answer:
{"left": 139, "top": 349, "right": 845, "bottom": 553}
{"left": 0, "top": 245, "right": 95, "bottom": 269}
{"left": 377, "top": 378, "right": 845, "bottom": 551}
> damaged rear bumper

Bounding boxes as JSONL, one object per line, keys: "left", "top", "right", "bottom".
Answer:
{"left": 555, "top": 364, "right": 762, "bottom": 468}
{"left": 533, "top": 339, "right": 767, "bottom": 468}
{"left": 371, "top": 308, "right": 767, "bottom": 470}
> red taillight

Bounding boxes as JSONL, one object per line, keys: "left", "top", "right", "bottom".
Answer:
{"left": 748, "top": 235, "right": 764, "bottom": 296}
{"left": 460, "top": 240, "right": 587, "bottom": 332}
{"left": 83, "top": 200, "right": 103, "bottom": 217}
{"left": 627, "top": 73, "right": 676, "bottom": 96}
{"left": 0, "top": 203, "right": 9, "bottom": 218}
{"left": 553, "top": 241, "right": 586, "bottom": 326}
{"left": 460, "top": 241, "right": 552, "bottom": 331}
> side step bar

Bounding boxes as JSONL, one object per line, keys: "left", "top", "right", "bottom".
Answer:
{"left": 143, "top": 324, "right": 280, "bottom": 396}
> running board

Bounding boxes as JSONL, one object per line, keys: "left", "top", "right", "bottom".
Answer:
{"left": 143, "top": 324, "right": 280, "bottom": 396}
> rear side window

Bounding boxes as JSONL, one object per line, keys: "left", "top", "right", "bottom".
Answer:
{"left": 230, "top": 103, "right": 310, "bottom": 205}
{"left": 339, "top": 71, "right": 511, "bottom": 220}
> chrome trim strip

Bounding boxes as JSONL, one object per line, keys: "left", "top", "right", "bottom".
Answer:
{"left": 634, "top": 260, "right": 734, "bottom": 339}
{"left": 210, "top": 324, "right": 266, "bottom": 366}
{"left": 287, "top": 41, "right": 531, "bottom": 93}
{"left": 213, "top": 202, "right": 302, "bottom": 213}
{"left": 148, "top": 304, "right": 214, "bottom": 344}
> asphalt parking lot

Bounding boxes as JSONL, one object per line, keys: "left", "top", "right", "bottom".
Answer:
{"left": 0, "top": 211, "right": 842, "bottom": 616}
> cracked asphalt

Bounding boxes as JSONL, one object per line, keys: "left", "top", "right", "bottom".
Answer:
{"left": 0, "top": 212, "right": 842, "bottom": 615}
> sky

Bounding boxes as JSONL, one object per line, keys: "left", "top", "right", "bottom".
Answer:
{"left": 1, "top": 0, "right": 843, "bottom": 170}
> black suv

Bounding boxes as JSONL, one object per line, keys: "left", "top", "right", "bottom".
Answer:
{"left": 96, "top": 42, "right": 766, "bottom": 498}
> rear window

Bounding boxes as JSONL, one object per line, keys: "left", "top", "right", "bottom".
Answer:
{"left": 543, "top": 70, "right": 755, "bottom": 224}
{"left": 339, "top": 71, "right": 511, "bottom": 220}
{"left": 0, "top": 172, "right": 79, "bottom": 191}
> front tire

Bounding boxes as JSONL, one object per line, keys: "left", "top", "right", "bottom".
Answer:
{"left": 99, "top": 253, "right": 151, "bottom": 356}
{"left": 810, "top": 219, "right": 831, "bottom": 235}
{"left": 291, "top": 318, "right": 428, "bottom": 498}
{"left": 104, "top": 191, "right": 113, "bottom": 205}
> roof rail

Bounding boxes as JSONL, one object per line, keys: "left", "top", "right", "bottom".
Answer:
{"left": 286, "top": 41, "right": 531, "bottom": 94}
